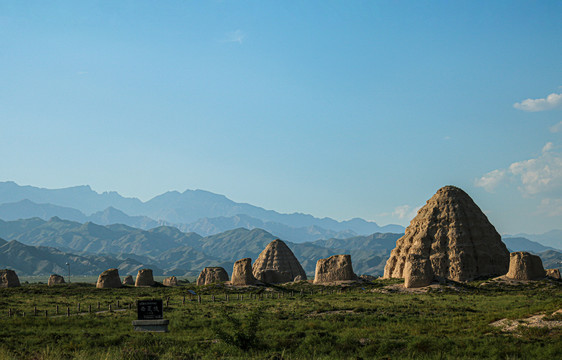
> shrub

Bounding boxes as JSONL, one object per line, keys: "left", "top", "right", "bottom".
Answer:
{"left": 212, "top": 306, "right": 264, "bottom": 351}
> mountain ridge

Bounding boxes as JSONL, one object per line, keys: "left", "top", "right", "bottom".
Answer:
{"left": 0, "top": 181, "right": 404, "bottom": 238}
{"left": 0, "top": 217, "right": 559, "bottom": 277}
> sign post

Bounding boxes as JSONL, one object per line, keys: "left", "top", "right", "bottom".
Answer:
{"left": 132, "top": 299, "right": 169, "bottom": 332}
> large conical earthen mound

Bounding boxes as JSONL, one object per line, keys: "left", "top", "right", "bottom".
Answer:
{"left": 384, "top": 186, "right": 509, "bottom": 283}
{"left": 252, "top": 239, "right": 307, "bottom": 283}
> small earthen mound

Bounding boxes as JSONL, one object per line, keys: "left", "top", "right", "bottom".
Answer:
{"left": 0, "top": 269, "right": 21, "bottom": 288}
{"left": 252, "top": 239, "right": 307, "bottom": 283}
{"left": 404, "top": 254, "right": 434, "bottom": 288}
{"left": 163, "top": 276, "right": 178, "bottom": 286}
{"left": 506, "top": 252, "right": 546, "bottom": 280}
{"left": 546, "top": 269, "right": 561, "bottom": 279}
{"left": 384, "top": 186, "right": 510, "bottom": 282}
{"left": 135, "top": 269, "right": 155, "bottom": 287}
{"left": 313, "top": 255, "right": 356, "bottom": 284}
{"left": 122, "top": 275, "right": 134, "bottom": 285}
{"left": 231, "top": 258, "right": 257, "bottom": 286}
{"left": 359, "top": 275, "right": 377, "bottom": 282}
{"left": 197, "top": 267, "right": 229, "bottom": 285}
{"left": 48, "top": 274, "right": 65, "bottom": 286}
{"left": 96, "top": 268, "right": 122, "bottom": 289}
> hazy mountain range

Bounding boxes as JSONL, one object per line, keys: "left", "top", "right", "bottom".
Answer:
{"left": 0, "top": 181, "right": 404, "bottom": 242}
{"left": 0, "top": 217, "right": 402, "bottom": 276}
{"left": 0, "top": 181, "right": 560, "bottom": 278}
{"left": 505, "top": 231, "right": 562, "bottom": 250}
{"left": 0, "top": 217, "right": 560, "bottom": 277}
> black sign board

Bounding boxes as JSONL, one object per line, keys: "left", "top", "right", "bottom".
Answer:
{"left": 137, "top": 299, "right": 163, "bottom": 320}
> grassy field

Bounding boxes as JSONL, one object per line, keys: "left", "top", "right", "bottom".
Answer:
{"left": 17, "top": 276, "right": 199, "bottom": 285}
{"left": 0, "top": 279, "right": 560, "bottom": 360}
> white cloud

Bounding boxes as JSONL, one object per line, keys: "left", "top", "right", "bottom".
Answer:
{"left": 537, "top": 198, "right": 562, "bottom": 217}
{"left": 509, "top": 150, "right": 562, "bottom": 196}
{"left": 474, "top": 169, "right": 506, "bottom": 192}
{"left": 476, "top": 143, "right": 562, "bottom": 196}
{"left": 550, "top": 121, "right": 562, "bottom": 133}
{"left": 378, "top": 204, "right": 422, "bottom": 225}
{"left": 543, "top": 142, "right": 554, "bottom": 153}
{"left": 513, "top": 92, "right": 562, "bottom": 112}
{"left": 225, "top": 30, "right": 245, "bottom": 44}
{"left": 392, "top": 205, "right": 411, "bottom": 219}
{"left": 391, "top": 204, "right": 422, "bottom": 220}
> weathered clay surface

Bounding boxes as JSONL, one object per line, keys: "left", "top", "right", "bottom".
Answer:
{"left": 197, "top": 267, "right": 229, "bottom": 285}
{"left": 252, "top": 239, "right": 307, "bottom": 283}
{"left": 231, "top": 258, "right": 257, "bottom": 286}
{"left": 256, "top": 269, "right": 292, "bottom": 283}
{"left": 506, "top": 252, "right": 546, "bottom": 280}
{"left": 546, "top": 269, "right": 561, "bottom": 279}
{"left": 0, "top": 269, "right": 21, "bottom": 288}
{"left": 404, "top": 254, "right": 433, "bottom": 288}
{"left": 122, "top": 275, "right": 134, "bottom": 285}
{"left": 293, "top": 275, "right": 305, "bottom": 282}
{"left": 48, "top": 274, "right": 65, "bottom": 286}
{"left": 163, "top": 276, "right": 178, "bottom": 286}
{"left": 135, "top": 269, "right": 155, "bottom": 287}
{"left": 384, "top": 186, "right": 510, "bottom": 282}
{"left": 313, "top": 255, "right": 356, "bottom": 284}
{"left": 96, "top": 268, "right": 122, "bottom": 289}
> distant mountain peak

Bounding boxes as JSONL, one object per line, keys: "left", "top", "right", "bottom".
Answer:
{"left": 0, "top": 181, "right": 406, "bottom": 239}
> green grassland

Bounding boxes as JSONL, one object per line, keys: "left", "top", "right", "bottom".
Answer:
{"left": 0, "top": 279, "right": 560, "bottom": 360}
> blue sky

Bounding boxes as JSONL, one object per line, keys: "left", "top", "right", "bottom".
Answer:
{"left": 1, "top": 1, "right": 561, "bottom": 234}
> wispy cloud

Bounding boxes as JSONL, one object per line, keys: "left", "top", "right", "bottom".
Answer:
{"left": 474, "top": 169, "right": 506, "bottom": 192}
{"left": 550, "top": 121, "right": 562, "bottom": 133}
{"left": 225, "top": 29, "right": 245, "bottom": 44}
{"left": 537, "top": 198, "right": 562, "bottom": 217}
{"left": 476, "top": 142, "right": 562, "bottom": 196}
{"left": 509, "top": 144, "right": 562, "bottom": 196}
{"left": 542, "top": 142, "right": 554, "bottom": 153}
{"left": 391, "top": 204, "right": 422, "bottom": 220}
{"left": 513, "top": 92, "right": 562, "bottom": 112}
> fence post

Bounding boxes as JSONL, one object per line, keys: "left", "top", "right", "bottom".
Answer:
{"left": 182, "top": 296, "right": 185, "bottom": 305}
{"left": 89, "top": 304, "right": 92, "bottom": 313}
{"left": 56, "top": 305, "right": 59, "bottom": 315}
{"left": 45, "top": 310, "right": 48, "bottom": 317}
{"left": 198, "top": 295, "right": 201, "bottom": 304}
{"left": 67, "top": 307, "right": 70, "bottom": 317}
{"left": 109, "top": 304, "right": 112, "bottom": 312}
{"left": 34, "top": 306, "right": 37, "bottom": 316}
{"left": 77, "top": 303, "right": 80, "bottom": 313}
{"left": 8, "top": 309, "right": 11, "bottom": 317}
{"left": 212, "top": 295, "right": 215, "bottom": 302}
